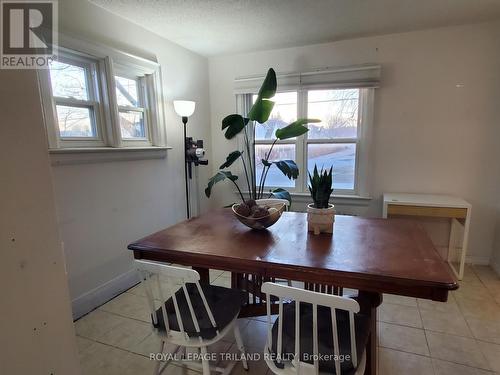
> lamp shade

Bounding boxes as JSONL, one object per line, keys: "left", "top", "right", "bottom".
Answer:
{"left": 174, "top": 100, "right": 196, "bottom": 117}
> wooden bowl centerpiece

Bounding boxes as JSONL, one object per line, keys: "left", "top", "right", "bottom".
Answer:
{"left": 232, "top": 199, "right": 285, "bottom": 230}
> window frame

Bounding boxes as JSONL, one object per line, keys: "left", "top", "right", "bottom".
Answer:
{"left": 114, "top": 74, "right": 147, "bottom": 142}
{"left": 38, "top": 34, "right": 166, "bottom": 151}
{"left": 247, "top": 87, "right": 373, "bottom": 197}
{"left": 42, "top": 49, "right": 108, "bottom": 148}
{"left": 302, "top": 88, "right": 362, "bottom": 195}
{"left": 111, "top": 67, "right": 152, "bottom": 147}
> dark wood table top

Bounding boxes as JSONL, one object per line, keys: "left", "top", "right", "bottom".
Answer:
{"left": 129, "top": 209, "right": 458, "bottom": 301}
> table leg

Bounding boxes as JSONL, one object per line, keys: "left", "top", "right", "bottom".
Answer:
{"left": 357, "top": 291, "right": 383, "bottom": 375}
{"left": 193, "top": 267, "right": 209, "bottom": 284}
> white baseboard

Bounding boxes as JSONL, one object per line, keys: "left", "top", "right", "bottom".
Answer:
{"left": 71, "top": 269, "right": 139, "bottom": 320}
{"left": 491, "top": 258, "right": 500, "bottom": 276}
{"left": 434, "top": 246, "right": 491, "bottom": 266}
{"left": 464, "top": 255, "right": 491, "bottom": 265}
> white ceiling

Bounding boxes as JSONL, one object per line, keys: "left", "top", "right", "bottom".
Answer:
{"left": 89, "top": 0, "right": 500, "bottom": 57}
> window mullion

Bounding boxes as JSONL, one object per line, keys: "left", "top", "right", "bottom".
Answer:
{"left": 104, "top": 57, "right": 123, "bottom": 147}
{"left": 87, "top": 61, "right": 107, "bottom": 145}
{"left": 296, "top": 89, "right": 307, "bottom": 193}
{"left": 138, "top": 76, "right": 151, "bottom": 141}
{"left": 118, "top": 105, "right": 144, "bottom": 113}
{"left": 307, "top": 138, "right": 358, "bottom": 144}
{"left": 54, "top": 97, "right": 96, "bottom": 107}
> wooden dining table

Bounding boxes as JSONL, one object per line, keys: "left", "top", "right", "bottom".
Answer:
{"left": 128, "top": 209, "right": 458, "bottom": 375}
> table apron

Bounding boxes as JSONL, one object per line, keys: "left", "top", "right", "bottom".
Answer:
{"left": 133, "top": 249, "right": 451, "bottom": 302}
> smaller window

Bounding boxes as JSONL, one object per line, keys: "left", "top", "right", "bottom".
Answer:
{"left": 48, "top": 57, "right": 102, "bottom": 141}
{"left": 115, "top": 76, "right": 147, "bottom": 140}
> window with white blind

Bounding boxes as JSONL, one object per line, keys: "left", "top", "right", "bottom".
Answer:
{"left": 238, "top": 65, "right": 378, "bottom": 196}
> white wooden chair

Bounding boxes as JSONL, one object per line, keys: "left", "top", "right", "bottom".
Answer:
{"left": 135, "top": 260, "right": 249, "bottom": 375}
{"left": 261, "top": 282, "right": 368, "bottom": 375}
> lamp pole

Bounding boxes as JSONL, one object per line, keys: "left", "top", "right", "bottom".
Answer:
{"left": 174, "top": 100, "right": 196, "bottom": 220}
{"left": 182, "top": 116, "right": 190, "bottom": 219}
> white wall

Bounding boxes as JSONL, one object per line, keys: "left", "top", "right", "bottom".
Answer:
{"left": 0, "top": 70, "right": 80, "bottom": 374}
{"left": 53, "top": 0, "right": 211, "bottom": 317}
{"left": 208, "top": 21, "right": 500, "bottom": 264}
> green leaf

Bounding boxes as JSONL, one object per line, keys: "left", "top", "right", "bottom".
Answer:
{"left": 222, "top": 114, "right": 249, "bottom": 139}
{"left": 205, "top": 171, "right": 238, "bottom": 198}
{"left": 270, "top": 188, "right": 292, "bottom": 205}
{"left": 275, "top": 119, "right": 319, "bottom": 140}
{"left": 248, "top": 98, "right": 275, "bottom": 124}
{"left": 247, "top": 69, "right": 278, "bottom": 123}
{"left": 219, "top": 150, "right": 242, "bottom": 169}
{"left": 274, "top": 160, "right": 299, "bottom": 180}
{"left": 257, "top": 68, "right": 277, "bottom": 99}
{"left": 222, "top": 114, "right": 242, "bottom": 130}
{"left": 290, "top": 118, "right": 321, "bottom": 127}
{"left": 261, "top": 158, "right": 272, "bottom": 167}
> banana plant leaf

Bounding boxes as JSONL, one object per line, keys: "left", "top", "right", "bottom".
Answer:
{"left": 248, "top": 68, "right": 277, "bottom": 123}
{"left": 275, "top": 119, "right": 320, "bottom": 140}
{"left": 273, "top": 160, "right": 299, "bottom": 180}
{"left": 219, "top": 150, "right": 242, "bottom": 169}
{"left": 270, "top": 188, "right": 292, "bottom": 205}
{"left": 222, "top": 114, "right": 249, "bottom": 139}
{"left": 248, "top": 99, "right": 275, "bottom": 124}
{"left": 257, "top": 68, "right": 277, "bottom": 99}
{"left": 205, "top": 171, "right": 238, "bottom": 198}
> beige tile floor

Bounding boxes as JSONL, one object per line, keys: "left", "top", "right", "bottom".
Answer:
{"left": 75, "top": 265, "right": 500, "bottom": 375}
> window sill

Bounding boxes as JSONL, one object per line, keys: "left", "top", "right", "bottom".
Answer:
{"left": 242, "top": 191, "right": 372, "bottom": 207}
{"left": 290, "top": 192, "right": 372, "bottom": 206}
{"left": 49, "top": 146, "right": 171, "bottom": 165}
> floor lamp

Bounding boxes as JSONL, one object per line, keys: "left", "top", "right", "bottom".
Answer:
{"left": 174, "top": 100, "right": 196, "bottom": 219}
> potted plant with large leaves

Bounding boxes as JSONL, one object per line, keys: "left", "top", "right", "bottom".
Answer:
{"left": 307, "top": 165, "right": 335, "bottom": 235}
{"left": 205, "top": 68, "right": 319, "bottom": 229}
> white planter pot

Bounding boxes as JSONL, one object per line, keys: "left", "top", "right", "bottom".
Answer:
{"left": 307, "top": 203, "right": 335, "bottom": 235}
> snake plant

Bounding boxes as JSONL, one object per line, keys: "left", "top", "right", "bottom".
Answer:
{"left": 308, "top": 165, "right": 333, "bottom": 209}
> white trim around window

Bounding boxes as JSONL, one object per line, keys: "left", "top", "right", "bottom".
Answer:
{"left": 38, "top": 33, "right": 167, "bottom": 155}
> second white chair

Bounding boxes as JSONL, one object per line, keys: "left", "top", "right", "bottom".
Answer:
{"left": 261, "top": 282, "right": 369, "bottom": 375}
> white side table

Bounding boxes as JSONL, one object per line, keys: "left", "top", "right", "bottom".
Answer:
{"left": 383, "top": 193, "right": 471, "bottom": 280}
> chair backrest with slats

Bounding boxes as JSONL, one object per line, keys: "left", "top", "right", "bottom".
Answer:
{"left": 135, "top": 260, "right": 218, "bottom": 341}
{"left": 261, "top": 282, "right": 360, "bottom": 375}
